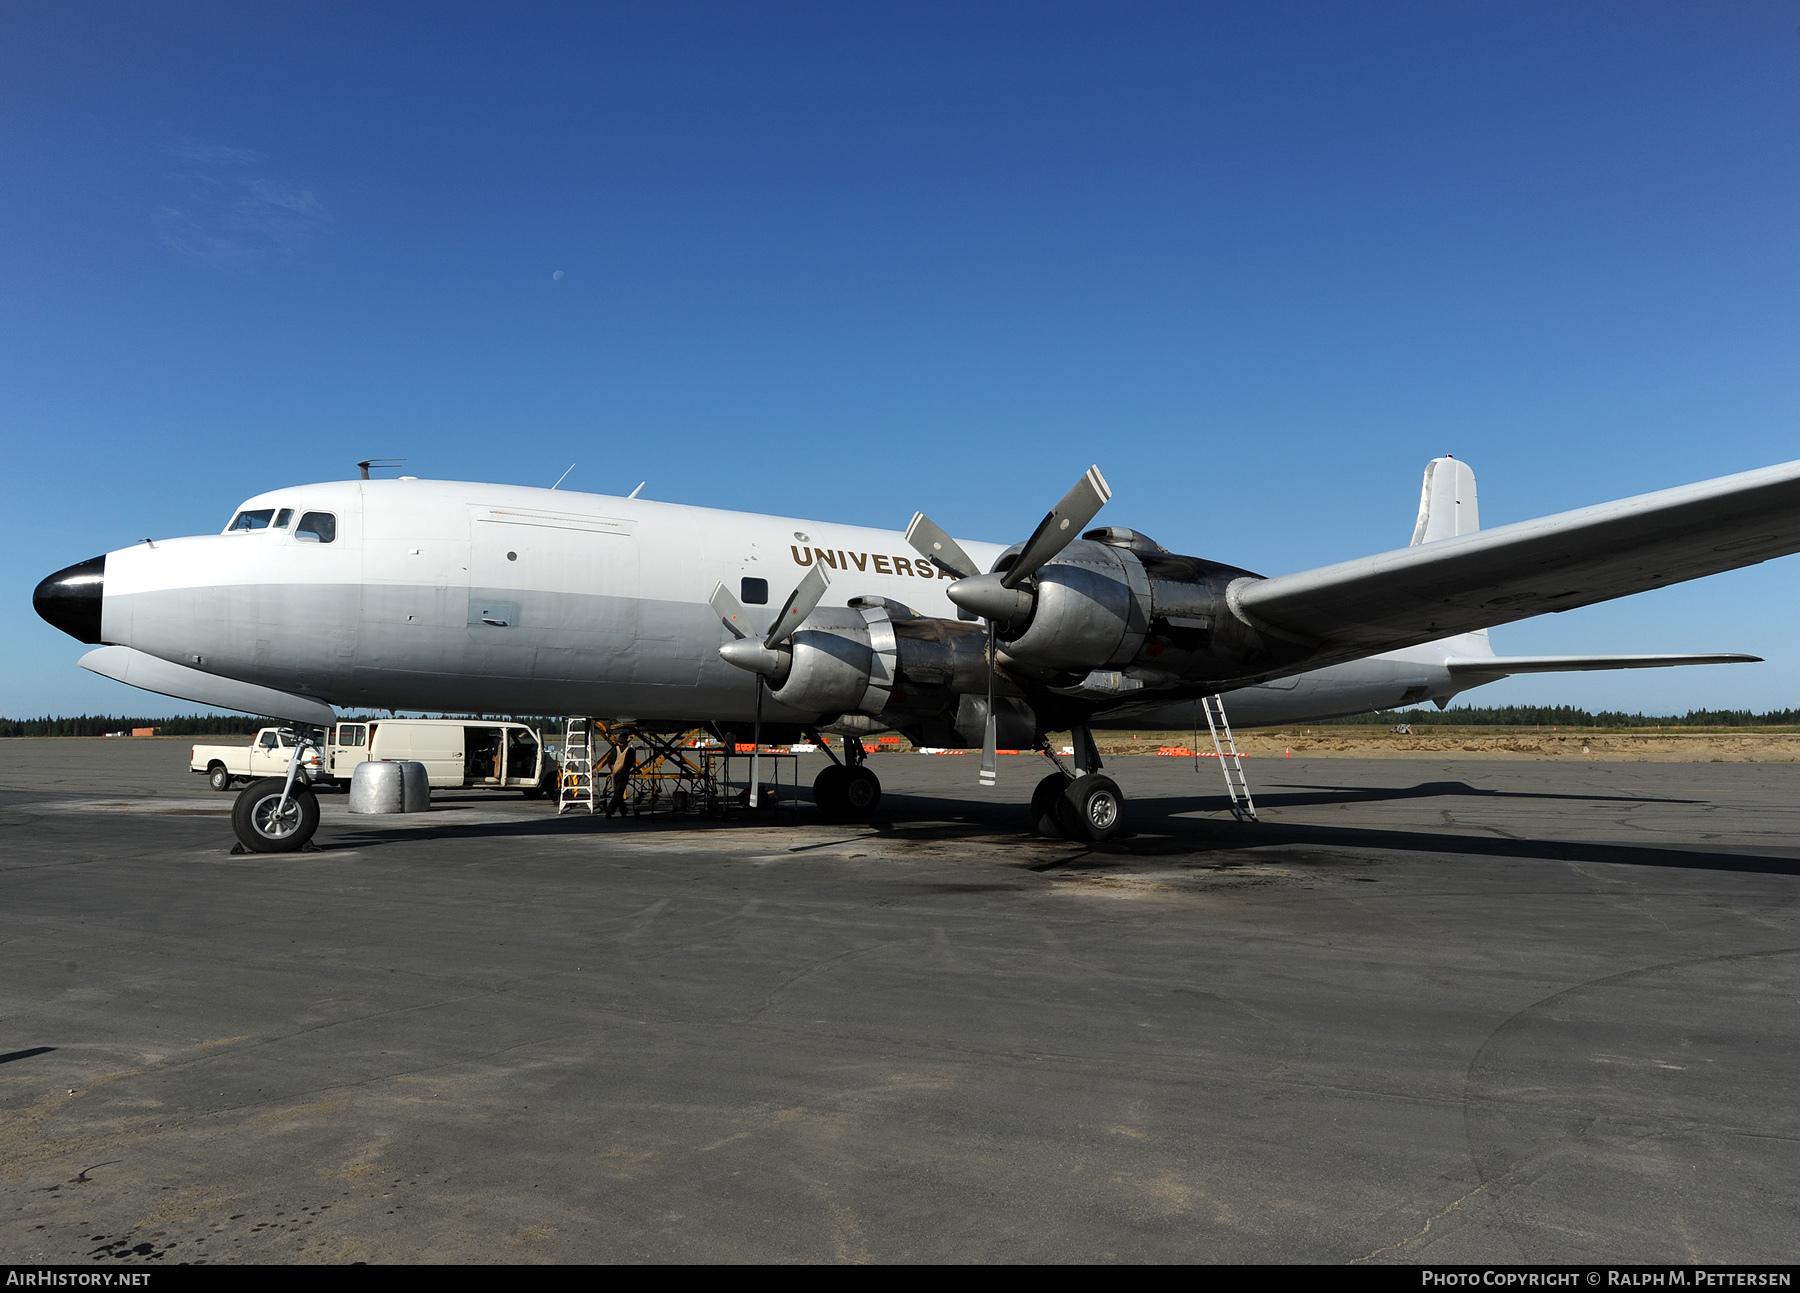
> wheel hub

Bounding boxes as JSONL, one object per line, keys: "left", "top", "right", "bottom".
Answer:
{"left": 252, "top": 795, "right": 303, "bottom": 838}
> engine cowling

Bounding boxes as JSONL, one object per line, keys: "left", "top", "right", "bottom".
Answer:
{"left": 761, "top": 598, "right": 1003, "bottom": 737}
{"left": 953, "top": 529, "right": 1312, "bottom": 688}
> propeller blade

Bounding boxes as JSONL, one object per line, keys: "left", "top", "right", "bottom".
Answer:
{"left": 709, "top": 582, "right": 751, "bottom": 640}
{"left": 1000, "top": 465, "right": 1112, "bottom": 589}
{"left": 763, "top": 562, "right": 831, "bottom": 650}
{"left": 904, "top": 513, "right": 980, "bottom": 579}
{"left": 749, "top": 677, "right": 764, "bottom": 808}
{"left": 979, "top": 620, "right": 998, "bottom": 788}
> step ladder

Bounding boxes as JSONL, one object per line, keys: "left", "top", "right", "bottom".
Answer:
{"left": 557, "top": 716, "right": 596, "bottom": 815}
{"left": 1200, "top": 694, "right": 1258, "bottom": 822}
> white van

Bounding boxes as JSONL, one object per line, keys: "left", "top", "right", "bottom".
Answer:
{"left": 325, "top": 719, "right": 549, "bottom": 795}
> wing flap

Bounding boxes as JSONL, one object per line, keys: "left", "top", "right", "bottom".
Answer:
{"left": 1235, "top": 458, "right": 1800, "bottom": 658}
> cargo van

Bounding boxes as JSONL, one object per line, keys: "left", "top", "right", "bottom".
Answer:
{"left": 324, "top": 719, "right": 550, "bottom": 795}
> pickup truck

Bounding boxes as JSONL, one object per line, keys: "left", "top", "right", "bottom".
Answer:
{"left": 191, "top": 728, "right": 324, "bottom": 792}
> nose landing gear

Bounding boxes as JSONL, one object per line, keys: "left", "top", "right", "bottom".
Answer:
{"left": 231, "top": 777, "right": 321, "bottom": 852}
{"left": 229, "top": 727, "right": 324, "bottom": 853}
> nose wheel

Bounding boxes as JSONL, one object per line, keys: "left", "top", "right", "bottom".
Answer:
{"left": 231, "top": 777, "right": 321, "bottom": 853}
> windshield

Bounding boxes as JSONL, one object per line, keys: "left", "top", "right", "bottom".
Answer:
{"left": 229, "top": 509, "right": 276, "bottom": 531}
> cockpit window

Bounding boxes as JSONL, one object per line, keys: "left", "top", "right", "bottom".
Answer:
{"left": 229, "top": 509, "right": 276, "bottom": 531}
{"left": 274, "top": 508, "right": 293, "bottom": 528}
{"left": 296, "top": 512, "right": 337, "bottom": 543}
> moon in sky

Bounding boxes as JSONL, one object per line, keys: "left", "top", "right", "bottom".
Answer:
{"left": 553, "top": 269, "right": 564, "bottom": 280}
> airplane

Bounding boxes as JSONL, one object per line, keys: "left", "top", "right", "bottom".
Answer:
{"left": 32, "top": 455, "right": 1797, "bottom": 852}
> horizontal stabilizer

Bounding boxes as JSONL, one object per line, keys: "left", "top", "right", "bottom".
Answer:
{"left": 1444, "top": 652, "right": 1760, "bottom": 675}
{"left": 80, "top": 646, "right": 336, "bottom": 726}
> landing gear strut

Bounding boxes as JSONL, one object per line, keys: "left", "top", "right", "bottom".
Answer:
{"left": 1032, "top": 725, "right": 1124, "bottom": 843}
{"left": 811, "top": 732, "right": 882, "bottom": 820}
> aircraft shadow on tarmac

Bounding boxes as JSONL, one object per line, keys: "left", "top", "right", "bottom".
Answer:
{"left": 1235, "top": 779, "right": 1704, "bottom": 809}
{"left": 307, "top": 778, "right": 1800, "bottom": 880}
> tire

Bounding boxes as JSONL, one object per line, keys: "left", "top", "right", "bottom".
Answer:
{"left": 840, "top": 767, "right": 881, "bottom": 818}
{"left": 1058, "top": 773, "right": 1124, "bottom": 843}
{"left": 208, "top": 763, "right": 233, "bottom": 792}
{"left": 1030, "top": 771, "right": 1072, "bottom": 837}
{"left": 523, "top": 758, "right": 559, "bottom": 799}
{"left": 812, "top": 765, "right": 849, "bottom": 818}
{"left": 231, "top": 777, "right": 321, "bottom": 854}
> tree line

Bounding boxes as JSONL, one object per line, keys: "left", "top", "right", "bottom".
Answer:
{"left": 0, "top": 714, "right": 271, "bottom": 738}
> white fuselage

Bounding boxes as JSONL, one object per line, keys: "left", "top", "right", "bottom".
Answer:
{"left": 96, "top": 478, "right": 1488, "bottom": 730}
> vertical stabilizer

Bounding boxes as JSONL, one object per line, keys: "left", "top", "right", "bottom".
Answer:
{"left": 1410, "top": 456, "right": 1479, "bottom": 545}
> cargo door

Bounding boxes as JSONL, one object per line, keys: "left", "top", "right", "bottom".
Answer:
{"left": 331, "top": 722, "right": 369, "bottom": 776}
{"left": 470, "top": 507, "right": 638, "bottom": 683}
{"left": 502, "top": 727, "right": 541, "bottom": 786}
{"left": 464, "top": 725, "right": 504, "bottom": 785}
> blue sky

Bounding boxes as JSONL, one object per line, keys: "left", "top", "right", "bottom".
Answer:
{"left": 5, "top": 2, "right": 1798, "bottom": 717}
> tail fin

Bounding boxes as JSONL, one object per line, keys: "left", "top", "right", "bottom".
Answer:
{"left": 1410, "top": 456, "right": 1479, "bottom": 545}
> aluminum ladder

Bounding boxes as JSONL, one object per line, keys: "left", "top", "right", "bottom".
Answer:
{"left": 1200, "top": 694, "right": 1258, "bottom": 822}
{"left": 557, "top": 716, "right": 596, "bottom": 815}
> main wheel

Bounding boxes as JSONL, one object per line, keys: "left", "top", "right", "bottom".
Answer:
{"left": 231, "top": 777, "right": 321, "bottom": 854}
{"left": 1058, "top": 773, "right": 1124, "bottom": 843}
{"left": 840, "top": 767, "right": 881, "bottom": 818}
{"left": 208, "top": 763, "right": 233, "bottom": 792}
{"left": 1030, "top": 771, "right": 1072, "bottom": 837}
{"left": 812, "top": 765, "right": 849, "bottom": 817}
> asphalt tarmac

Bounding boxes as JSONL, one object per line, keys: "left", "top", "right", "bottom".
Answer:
{"left": 1, "top": 739, "right": 1796, "bottom": 1264}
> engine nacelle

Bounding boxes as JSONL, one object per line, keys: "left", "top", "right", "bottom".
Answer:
{"left": 997, "top": 539, "right": 1150, "bottom": 672}
{"left": 975, "top": 530, "right": 1312, "bottom": 688}
{"left": 763, "top": 598, "right": 1003, "bottom": 735}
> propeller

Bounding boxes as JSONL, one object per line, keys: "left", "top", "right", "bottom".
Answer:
{"left": 905, "top": 466, "right": 1112, "bottom": 787}
{"left": 710, "top": 564, "right": 832, "bottom": 806}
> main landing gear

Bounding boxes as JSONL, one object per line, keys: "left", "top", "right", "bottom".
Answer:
{"left": 811, "top": 733, "right": 881, "bottom": 821}
{"left": 1030, "top": 726, "right": 1124, "bottom": 843}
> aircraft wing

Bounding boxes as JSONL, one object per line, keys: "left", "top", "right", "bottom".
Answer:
{"left": 1232, "top": 458, "right": 1800, "bottom": 663}
{"left": 1443, "top": 652, "right": 1760, "bottom": 675}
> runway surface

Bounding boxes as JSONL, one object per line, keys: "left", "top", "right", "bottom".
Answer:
{"left": 1, "top": 739, "right": 1796, "bottom": 1264}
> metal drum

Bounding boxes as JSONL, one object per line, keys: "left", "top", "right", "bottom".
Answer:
{"left": 398, "top": 760, "right": 430, "bottom": 812}
{"left": 349, "top": 760, "right": 405, "bottom": 813}
{"left": 349, "top": 760, "right": 432, "bottom": 813}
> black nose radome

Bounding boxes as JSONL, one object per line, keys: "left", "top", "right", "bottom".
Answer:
{"left": 33, "top": 555, "right": 106, "bottom": 644}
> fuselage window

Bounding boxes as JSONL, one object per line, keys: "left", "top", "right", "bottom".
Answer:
{"left": 229, "top": 509, "right": 276, "bottom": 531}
{"left": 274, "top": 508, "right": 293, "bottom": 528}
{"left": 296, "top": 512, "right": 337, "bottom": 543}
{"left": 741, "top": 577, "right": 769, "bottom": 605}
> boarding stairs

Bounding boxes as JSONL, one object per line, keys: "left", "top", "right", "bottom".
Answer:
{"left": 1201, "top": 694, "right": 1258, "bottom": 823}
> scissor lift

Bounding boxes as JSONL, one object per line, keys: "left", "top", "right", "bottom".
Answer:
{"left": 588, "top": 721, "right": 714, "bottom": 818}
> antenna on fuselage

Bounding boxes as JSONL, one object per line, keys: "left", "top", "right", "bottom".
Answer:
{"left": 551, "top": 463, "right": 576, "bottom": 490}
{"left": 357, "top": 459, "right": 406, "bottom": 480}
{"left": 628, "top": 481, "right": 645, "bottom": 498}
